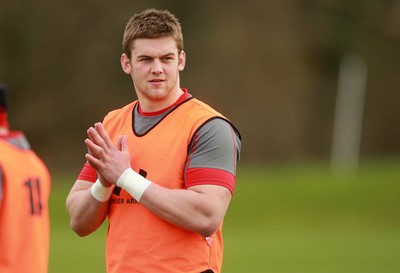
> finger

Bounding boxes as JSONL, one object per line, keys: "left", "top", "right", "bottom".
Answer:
{"left": 94, "top": 123, "right": 115, "bottom": 150}
{"left": 85, "top": 138, "right": 103, "bottom": 158}
{"left": 85, "top": 152, "right": 102, "bottom": 170}
{"left": 87, "top": 126, "right": 107, "bottom": 149}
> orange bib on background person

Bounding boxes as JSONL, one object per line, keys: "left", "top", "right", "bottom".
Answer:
{"left": 0, "top": 139, "right": 51, "bottom": 273}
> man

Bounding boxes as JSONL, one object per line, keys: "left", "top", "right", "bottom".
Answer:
{"left": 66, "top": 9, "right": 241, "bottom": 273}
{"left": 0, "top": 86, "right": 51, "bottom": 273}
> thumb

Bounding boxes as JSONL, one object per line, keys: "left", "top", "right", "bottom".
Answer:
{"left": 117, "top": 135, "right": 128, "bottom": 152}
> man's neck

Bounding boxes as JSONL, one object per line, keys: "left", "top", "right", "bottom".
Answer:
{"left": 0, "top": 131, "right": 31, "bottom": 150}
{"left": 138, "top": 88, "right": 190, "bottom": 116}
{"left": 0, "top": 127, "right": 9, "bottom": 136}
{"left": 138, "top": 87, "right": 184, "bottom": 113}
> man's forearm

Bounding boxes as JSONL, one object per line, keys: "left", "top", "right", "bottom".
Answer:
{"left": 139, "top": 183, "right": 231, "bottom": 237}
{"left": 66, "top": 181, "right": 109, "bottom": 237}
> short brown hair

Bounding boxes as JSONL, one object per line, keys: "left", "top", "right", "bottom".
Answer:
{"left": 122, "top": 9, "right": 184, "bottom": 59}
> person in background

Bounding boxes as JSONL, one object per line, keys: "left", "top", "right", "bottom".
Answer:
{"left": 66, "top": 9, "right": 241, "bottom": 273}
{"left": 0, "top": 85, "right": 51, "bottom": 273}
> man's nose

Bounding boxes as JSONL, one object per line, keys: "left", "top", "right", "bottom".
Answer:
{"left": 151, "top": 59, "right": 163, "bottom": 74}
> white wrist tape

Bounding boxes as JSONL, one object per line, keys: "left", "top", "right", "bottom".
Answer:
{"left": 116, "top": 168, "right": 152, "bottom": 202}
{"left": 91, "top": 179, "right": 113, "bottom": 202}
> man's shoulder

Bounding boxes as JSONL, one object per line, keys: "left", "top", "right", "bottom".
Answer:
{"left": 184, "top": 98, "right": 224, "bottom": 118}
{"left": 186, "top": 99, "right": 241, "bottom": 140}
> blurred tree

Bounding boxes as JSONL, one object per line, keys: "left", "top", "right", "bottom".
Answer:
{"left": 301, "top": 0, "right": 400, "bottom": 158}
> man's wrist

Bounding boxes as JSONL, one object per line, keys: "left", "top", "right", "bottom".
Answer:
{"left": 116, "top": 168, "right": 152, "bottom": 202}
{"left": 91, "top": 179, "right": 114, "bottom": 202}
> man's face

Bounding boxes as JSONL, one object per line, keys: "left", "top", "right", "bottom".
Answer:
{"left": 121, "top": 36, "right": 185, "bottom": 108}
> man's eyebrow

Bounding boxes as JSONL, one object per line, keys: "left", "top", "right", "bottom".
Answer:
{"left": 136, "top": 54, "right": 152, "bottom": 59}
{"left": 162, "top": 52, "right": 176, "bottom": 57}
{"left": 136, "top": 52, "right": 176, "bottom": 59}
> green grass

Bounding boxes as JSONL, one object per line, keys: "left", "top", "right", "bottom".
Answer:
{"left": 49, "top": 179, "right": 108, "bottom": 273}
{"left": 49, "top": 159, "right": 400, "bottom": 272}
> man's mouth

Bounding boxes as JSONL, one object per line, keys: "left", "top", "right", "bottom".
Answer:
{"left": 149, "top": 79, "right": 165, "bottom": 83}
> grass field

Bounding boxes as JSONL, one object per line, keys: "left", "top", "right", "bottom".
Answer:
{"left": 49, "top": 159, "right": 400, "bottom": 273}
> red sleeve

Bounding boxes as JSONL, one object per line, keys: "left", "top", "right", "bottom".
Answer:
{"left": 185, "top": 167, "right": 236, "bottom": 195}
{"left": 77, "top": 163, "right": 97, "bottom": 182}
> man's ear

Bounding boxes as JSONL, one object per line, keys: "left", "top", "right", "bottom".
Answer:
{"left": 121, "top": 53, "right": 132, "bottom": 74}
{"left": 178, "top": 50, "right": 186, "bottom": 71}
